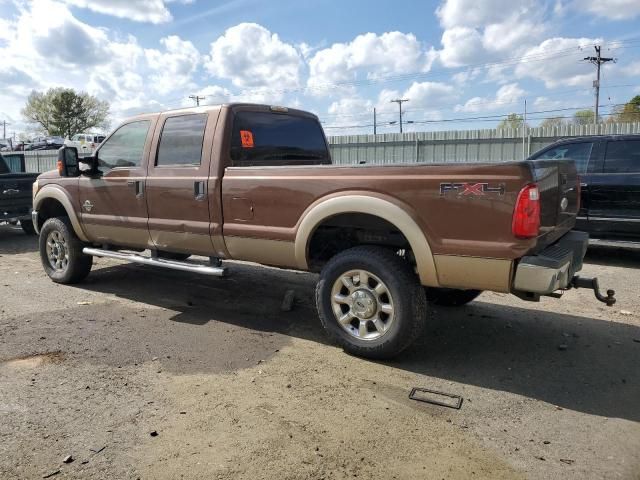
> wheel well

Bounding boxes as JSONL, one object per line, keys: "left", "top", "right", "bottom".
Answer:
{"left": 37, "top": 198, "right": 68, "bottom": 229}
{"left": 307, "top": 213, "right": 412, "bottom": 271}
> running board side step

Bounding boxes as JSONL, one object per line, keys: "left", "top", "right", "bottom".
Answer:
{"left": 82, "top": 248, "right": 227, "bottom": 277}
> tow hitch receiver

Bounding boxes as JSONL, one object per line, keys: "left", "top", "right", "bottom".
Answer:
{"left": 570, "top": 276, "right": 616, "bottom": 306}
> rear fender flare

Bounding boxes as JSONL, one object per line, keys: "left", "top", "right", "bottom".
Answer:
{"left": 294, "top": 194, "right": 438, "bottom": 286}
{"left": 34, "top": 186, "right": 89, "bottom": 242}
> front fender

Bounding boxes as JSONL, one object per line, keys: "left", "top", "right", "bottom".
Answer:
{"left": 34, "top": 185, "right": 89, "bottom": 242}
{"left": 294, "top": 193, "right": 439, "bottom": 287}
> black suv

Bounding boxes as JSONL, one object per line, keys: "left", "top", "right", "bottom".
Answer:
{"left": 529, "top": 135, "right": 640, "bottom": 243}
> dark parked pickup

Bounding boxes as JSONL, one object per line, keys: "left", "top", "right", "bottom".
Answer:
{"left": 529, "top": 135, "right": 640, "bottom": 243}
{"left": 1, "top": 153, "right": 38, "bottom": 234}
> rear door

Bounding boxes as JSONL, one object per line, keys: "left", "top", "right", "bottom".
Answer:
{"left": 145, "top": 110, "right": 220, "bottom": 256}
{"left": 588, "top": 138, "right": 640, "bottom": 238}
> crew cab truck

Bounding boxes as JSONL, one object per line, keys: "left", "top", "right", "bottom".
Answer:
{"left": 32, "top": 104, "right": 615, "bottom": 359}
{"left": 529, "top": 135, "right": 640, "bottom": 245}
{"left": 1, "top": 153, "right": 38, "bottom": 234}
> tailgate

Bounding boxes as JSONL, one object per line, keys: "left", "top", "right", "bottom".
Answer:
{"left": 528, "top": 159, "right": 580, "bottom": 251}
{"left": 1, "top": 174, "right": 36, "bottom": 215}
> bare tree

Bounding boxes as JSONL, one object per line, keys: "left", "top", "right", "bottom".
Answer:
{"left": 22, "top": 88, "right": 110, "bottom": 138}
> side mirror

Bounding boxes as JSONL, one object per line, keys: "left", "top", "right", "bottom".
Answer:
{"left": 57, "top": 146, "right": 79, "bottom": 177}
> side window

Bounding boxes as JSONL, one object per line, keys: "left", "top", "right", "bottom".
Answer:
{"left": 532, "top": 142, "right": 594, "bottom": 174}
{"left": 604, "top": 140, "right": 640, "bottom": 173}
{"left": 156, "top": 114, "right": 207, "bottom": 166}
{"left": 97, "top": 121, "right": 150, "bottom": 170}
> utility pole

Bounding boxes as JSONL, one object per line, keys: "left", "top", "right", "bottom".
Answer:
{"left": 373, "top": 108, "right": 377, "bottom": 135}
{"left": 522, "top": 99, "right": 527, "bottom": 160}
{"left": 1, "top": 120, "right": 8, "bottom": 140}
{"left": 390, "top": 99, "right": 409, "bottom": 133}
{"left": 584, "top": 45, "right": 615, "bottom": 124}
{"left": 189, "top": 95, "right": 205, "bottom": 107}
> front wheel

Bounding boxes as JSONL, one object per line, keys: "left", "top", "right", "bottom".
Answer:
{"left": 316, "top": 246, "right": 427, "bottom": 359}
{"left": 39, "top": 217, "right": 93, "bottom": 284}
{"left": 424, "top": 288, "right": 482, "bottom": 306}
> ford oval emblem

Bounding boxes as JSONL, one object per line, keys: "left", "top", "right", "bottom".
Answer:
{"left": 560, "top": 197, "right": 569, "bottom": 211}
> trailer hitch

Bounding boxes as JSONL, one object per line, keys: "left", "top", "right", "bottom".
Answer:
{"left": 570, "top": 276, "right": 616, "bottom": 306}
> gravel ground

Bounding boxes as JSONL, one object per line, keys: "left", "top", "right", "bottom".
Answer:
{"left": 1, "top": 222, "right": 639, "bottom": 480}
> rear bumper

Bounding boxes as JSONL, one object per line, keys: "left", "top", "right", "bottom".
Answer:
{"left": 512, "top": 231, "right": 588, "bottom": 295}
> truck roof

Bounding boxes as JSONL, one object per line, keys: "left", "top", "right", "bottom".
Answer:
{"left": 551, "top": 133, "right": 640, "bottom": 145}
{"left": 126, "top": 103, "right": 319, "bottom": 123}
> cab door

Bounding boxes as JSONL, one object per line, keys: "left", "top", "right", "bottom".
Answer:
{"left": 145, "top": 109, "right": 220, "bottom": 256}
{"left": 78, "top": 117, "right": 156, "bottom": 248}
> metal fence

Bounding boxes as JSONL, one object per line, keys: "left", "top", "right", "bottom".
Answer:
{"left": 327, "top": 122, "right": 640, "bottom": 165}
{"left": 2, "top": 150, "right": 92, "bottom": 173}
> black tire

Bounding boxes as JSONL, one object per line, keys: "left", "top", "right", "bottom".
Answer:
{"left": 424, "top": 287, "right": 482, "bottom": 307}
{"left": 20, "top": 219, "right": 36, "bottom": 235}
{"left": 157, "top": 251, "right": 191, "bottom": 261}
{"left": 39, "top": 216, "right": 93, "bottom": 284}
{"left": 316, "top": 246, "right": 427, "bottom": 359}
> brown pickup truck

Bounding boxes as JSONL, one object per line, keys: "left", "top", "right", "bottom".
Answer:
{"left": 32, "top": 104, "right": 615, "bottom": 358}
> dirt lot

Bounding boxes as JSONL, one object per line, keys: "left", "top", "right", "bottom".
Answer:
{"left": 1, "top": 223, "right": 639, "bottom": 480}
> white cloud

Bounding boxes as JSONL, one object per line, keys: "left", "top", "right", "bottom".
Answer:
{"left": 580, "top": 0, "right": 640, "bottom": 20}
{"left": 435, "top": 0, "right": 547, "bottom": 70}
{"left": 436, "top": 0, "right": 534, "bottom": 29}
{"left": 205, "top": 23, "right": 303, "bottom": 92}
{"left": 145, "top": 36, "right": 200, "bottom": 94}
{"left": 62, "top": 0, "right": 174, "bottom": 24}
{"left": 514, "top": 37, "right": 600, "bottom": 88}
{"left": 456, "top": 82, "right": 525, "bottom": 112}
{"left": 307, "top": 31, "right": 434, "bottom": 95}
{"left": 439, "top": 26, "right": 484, "bottom": 67}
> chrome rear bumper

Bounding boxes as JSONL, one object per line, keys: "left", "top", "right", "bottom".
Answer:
{"left": 513, "top": 231, "right": 588, "bottom": 295}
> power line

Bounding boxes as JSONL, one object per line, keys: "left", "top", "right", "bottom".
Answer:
{"left": 321, "top": 103, "right": 626, "bottom": 129}
{"left": 583, "top": 45, "right": 616, "bottom": 124}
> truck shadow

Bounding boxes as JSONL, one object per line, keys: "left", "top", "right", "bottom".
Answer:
{"left": 585, "top": 246, "right": 640, "bottom": 268}
{"left": 78, "top": 261, "right": 639, "bottom": 422}
{"left": 0, "top": 223, "right": 38, "bottom": 254}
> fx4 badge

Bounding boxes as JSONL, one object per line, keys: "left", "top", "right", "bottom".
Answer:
{"left": 439, "top": 182, "right": 505, "bottom": 197}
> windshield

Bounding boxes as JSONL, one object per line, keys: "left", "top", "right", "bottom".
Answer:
{"left": 230, "top": 111, "right": 330, "bottom": 167}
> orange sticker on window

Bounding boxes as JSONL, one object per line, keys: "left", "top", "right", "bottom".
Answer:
{"left": 240, "top": 130, "right": 254, "bottom": 148}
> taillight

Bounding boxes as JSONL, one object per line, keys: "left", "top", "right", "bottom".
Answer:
{"left": 512, "top": 184, "right": 540, "bottom": 239}
{"left": 57, "top": 160, "right": 63, "bottom": 175}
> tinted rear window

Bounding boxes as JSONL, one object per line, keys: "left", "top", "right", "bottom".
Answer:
{"left": 604, "top": 139, "right": 640, "bottom": 173}
{"left": 230, "top": 111, "right": 329, "bottom": 167}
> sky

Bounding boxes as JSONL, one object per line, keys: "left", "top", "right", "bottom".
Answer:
{"left": 1, "top": 0, "right": 640, "bottom": 137}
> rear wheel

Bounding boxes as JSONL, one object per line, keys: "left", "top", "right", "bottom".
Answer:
{"left": 39, "top": 217, "right": 92, "bottom": 284}
{"left": 20, "top": 219, "right": 36, "bottom": 235}
{"left": 424, "top": 287, "right": 482, "bottom": 306}
{"left": 316, "top": 246, "right": 427, "bottom": 359}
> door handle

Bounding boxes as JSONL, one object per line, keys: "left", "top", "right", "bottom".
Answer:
{"left": 194, "top": 181, "right": 206, "bottom": 200}
{"left": 127, "top": 180, "right": 144, "bottom": 197}
{"left": 580, "top": 183, "right": 588, "bottom": 187}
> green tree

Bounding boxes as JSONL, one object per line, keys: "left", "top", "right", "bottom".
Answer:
{"left": 497, "top": 113, "right": 526, "bottom": 130}
{"left": 539, "top": 117, "right": 566, "bottom": 128}
{"left": 572, "top": 109, "right": 596, "bottom": 126}
{"left": 22, "top": 88, "right": 109, "bottom": 138}
{"left": 614, "top": 95, "right": 640, "bottom": 123}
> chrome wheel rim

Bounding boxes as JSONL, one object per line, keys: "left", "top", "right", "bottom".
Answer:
{"left": 46, "top": 231, "right": 69, "bottom": 272}
{"left": 331, "top": 269, "right": 395, "bottom": 341}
